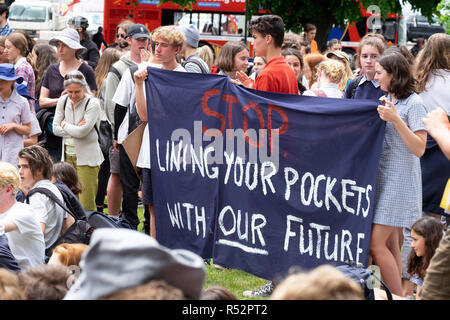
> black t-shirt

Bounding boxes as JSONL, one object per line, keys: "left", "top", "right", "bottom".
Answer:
{"left": 81, "top": 39, "right": 100, "bottom": 70}
{"left": 41, "top": 62, "right": 98, "bottom": 99}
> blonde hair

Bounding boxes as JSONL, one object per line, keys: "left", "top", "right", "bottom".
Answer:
{"left": 415, "top": 33, "right": 450, "bottom": 93}
{"left": 197, "top": 45, "right": 214, "bottom": 70}
{"left": 51, "top": 243, "right": 89, "bottom": 266}
{"left": 0, "top": 161, "right": 20, "bottom": 195}
{"left": 151, "top": 25, "right": 185, "bottom": 49}
{"left": 317, "top": 59, "right": 346, "bottom": 85}
{"left": 0, "top": 268, "right": 25, "bottom": 300}
{"left": 270, "top": 265, "right": 364, "bottom": 300}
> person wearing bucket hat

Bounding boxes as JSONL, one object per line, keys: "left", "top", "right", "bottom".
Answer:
{"left": 179, "top": 24, "right": 209, "bottom": 74}
{"left": 64, "top": 228, "right": 206, "bottom": 300}
{"left": 39, "top": 28, "right": 97, "bottom": 163}
{"left": 68, "top": 16, "right": 100, "bottom": 69}
{"left": 0, "top": 63, "right": 32, "bottom": 167}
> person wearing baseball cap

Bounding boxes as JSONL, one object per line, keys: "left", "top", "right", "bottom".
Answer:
{"left": 179, "top": 24, "right": 210, "bottom": 74}
{"left": 104, "top": 23, "right": 152, "bottom": 232}
{"left": 127, "top": 23, "right": 151, "bottom": 40}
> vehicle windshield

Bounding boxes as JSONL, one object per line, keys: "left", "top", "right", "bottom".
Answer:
{"left": 9, "top": 5, "right": 47, "bottom": 22}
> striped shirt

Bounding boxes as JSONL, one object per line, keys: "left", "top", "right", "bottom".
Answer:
{"left": 0, "top": 23, "right": 13, "bottom": 37}
{"left": 15, "top": 57, "right": 36, "bottom": 110}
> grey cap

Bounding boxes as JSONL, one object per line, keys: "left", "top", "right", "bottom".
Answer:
{"left": 326, "top": 50, "right": 349, "bottom": 62}
{"left": 49, "top": 28, "right": 87, "bottom": 54}
{"left": 180, "top": 24, "right": 200, "bottom": 48}
{"left": 64, "top": 228, "right": 206, "bottom": 300}
{"left": 127, "top": 24, "right": 150, "bottom": 39}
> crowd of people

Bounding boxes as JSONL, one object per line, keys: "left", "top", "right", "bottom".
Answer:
{"left": 0, "top": 2, "right": 449, "bottom": 300}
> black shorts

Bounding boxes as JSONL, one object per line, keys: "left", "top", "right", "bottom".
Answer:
{"left": 141, "top": 168, "right": 153, "bottom": 206}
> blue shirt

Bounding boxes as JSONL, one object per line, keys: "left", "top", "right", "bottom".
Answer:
{"left": 0, "top": 235, "right": 21, "bottom": 272}
{"left": 0, "top": 23, "right": 13, "bottom": 37}
{"left": 344, "top": 75, "right": 385, "bottom": 100}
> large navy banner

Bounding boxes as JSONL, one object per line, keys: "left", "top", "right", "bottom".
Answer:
{"left": 145, "top": 67, "right": 385, "bottom": 281}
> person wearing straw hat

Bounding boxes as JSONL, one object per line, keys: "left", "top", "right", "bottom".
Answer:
{"left": 0, "top": 63, "right": 31, "bottom": 167}
{"left": 38, "top": 28, "right": 97, "bottom": 163}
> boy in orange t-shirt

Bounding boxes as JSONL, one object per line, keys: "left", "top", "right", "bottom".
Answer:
{"left": 237, "top": 15, "right": 298, "bottom": 95}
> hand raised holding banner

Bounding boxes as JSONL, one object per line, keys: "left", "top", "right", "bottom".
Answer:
{"left": 377, "top": 100, "right": 399, "bottom": 123}
{"left": 236, "top": 71, "right": 255, "bottom": 89}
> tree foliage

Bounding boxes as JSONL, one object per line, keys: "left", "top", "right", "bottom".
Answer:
{"left": 437, "top": 0, "right": 450, "bottom": 34}
{"left": 162, "top": 0, "right": 443, "bottom": 49}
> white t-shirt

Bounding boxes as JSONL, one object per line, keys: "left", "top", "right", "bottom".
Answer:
{"left": 136, "top": 64, "right": 187, "bottom": 169}
{"left": 419, "top": 69, "right": 450, "bottom": 114}
{"left": 28, "top": 180, "right": 66, "bottom": 249}
{"left": 0, "top": 201, "right": 45, "bottom": 270}
{"left": 303, "top": 83, "right": 343, "bottom": 98}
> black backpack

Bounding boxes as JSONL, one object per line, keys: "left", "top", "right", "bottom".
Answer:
{"left": 35, "top": 107, "right": 56, "bottom": 144}
{"left": 26, "top": 186, "right": 94, "bottom": 257}
{"left": 336, "top": 261, "right": 393, "bottom": 300}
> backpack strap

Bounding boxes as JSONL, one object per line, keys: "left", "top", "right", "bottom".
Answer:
{"left": 183, "top": 56, "right": 208, "bottom": 74}
{"left": 26, "top": 187, "right": 77, "bottom": 220}
{"left": 350, "top": 75, "right": 363, "bottom": 98}
{"left": 369, "top": 269, "right": 393, "bottom": 300}
{"left": 109, "top": 65, "right": 123, "bottom": 81}
{"left": 129, "top": 64, "right": 139, "bottom": 82}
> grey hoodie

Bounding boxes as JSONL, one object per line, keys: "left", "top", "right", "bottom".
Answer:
{"left": 103, "top": 53, "right": 136, "bottom": 127}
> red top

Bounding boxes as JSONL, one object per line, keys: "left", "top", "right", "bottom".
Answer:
{"left": 255, "top": 57, "right": 299, "bottom": 95}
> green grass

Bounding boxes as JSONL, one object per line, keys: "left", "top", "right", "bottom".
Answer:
{"left": 204, "top": 264, "right": 268, "bottom": 300}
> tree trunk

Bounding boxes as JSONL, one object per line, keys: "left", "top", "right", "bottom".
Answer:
{"left": 312, "top": 18, "right": 334, "bottom": 53}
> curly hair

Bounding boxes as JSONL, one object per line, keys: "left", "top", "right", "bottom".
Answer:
{"left": 151, "top": 25, "right": 185, "bottom": 49}
{"left": 407, "top": 216, "right": 444, "bottom": 280}
{"left": 248, "top": 15, "right": 285, "bottom": 48}
{"left": 317, "top": 59, "right": 346, "bottom": 84}
{"left": 18, "top": 264, "right": 70, "bottom": 300}
{"left": 0, "top": 268, "right": 25, "bottom": 300}
{"left": 377, "top": 52, "right": 416, "bottom": 100}
{"left": 414, "top": 33, "right": 450, "bottom": 93}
